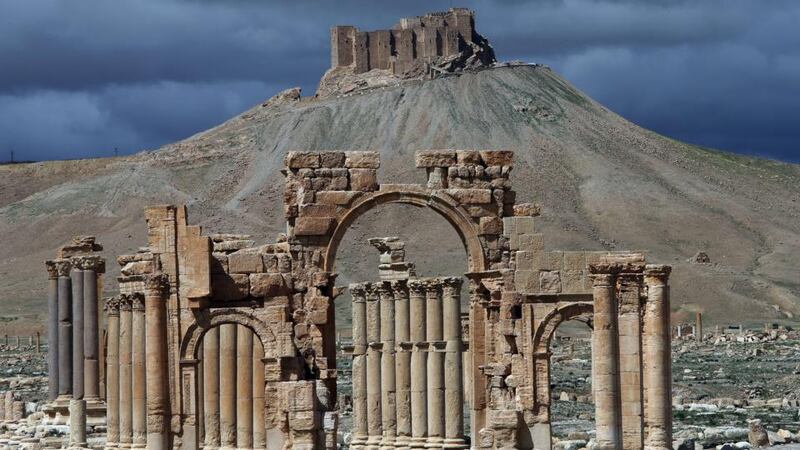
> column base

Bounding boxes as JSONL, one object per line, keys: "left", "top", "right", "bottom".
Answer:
{"left": 394, "top": 435, "right": 412, "bottom": 449}
{"left": 423, "top": 437, "right": 444, "bottom": 448}
{"left": 442, "top": 437, "right": 469, "bottom": 449}
{"left": 409, "top": 437, "right": 428, "bottom": 448}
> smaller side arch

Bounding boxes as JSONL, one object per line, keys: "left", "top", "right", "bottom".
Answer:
{"left": 180, "top": 308, "right": 279, "bottom": 361}
{"left": 532, "top": 302, "right": 593, "bottom": 357}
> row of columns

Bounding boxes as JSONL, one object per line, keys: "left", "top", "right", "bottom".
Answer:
{"left": 46, "top": 256, "right": 104, "bottom": 403}
{"left": 350, "top": 277, "right": 466, "bottom": 450}
{"left": 104, "top": 274, "right": 170, "bottom": 449}
{"left": 590, "top": 264, "right": 672, "bottom": 450}
{"left": 201, "top": 323, "right": 268, "bottom": 449}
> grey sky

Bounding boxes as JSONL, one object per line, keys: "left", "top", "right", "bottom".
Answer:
{"left": 1, "top": 0, "right": 798, "bottom": 162}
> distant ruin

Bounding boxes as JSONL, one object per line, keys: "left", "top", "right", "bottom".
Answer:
{"left": 328, "top": 9, "right": 495, "bottom": 79}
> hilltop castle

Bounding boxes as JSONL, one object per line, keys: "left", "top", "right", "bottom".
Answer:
{"left": 329, "top": 8, "right": 495, "bottom": 77}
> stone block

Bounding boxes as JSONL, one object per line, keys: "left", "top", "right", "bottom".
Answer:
{"left": 563, "top": 251, "right": 587, "bottom": 272}
{"left": 294, "top": 217, "right": 336, "bottom": 236}
{"left": 211, "top": 253, "right": 228, "bottom": 274}
{"left": 328, "top": 176, "right": 349, "bottom": 190}
{"left": 479, "top": 216, "right": 503, "bottom": 235}
{"left": 298, "top": 203, "right": 340, "bottom": 218}
{"left": 315, "top": 190, "right": 361, "bottom": 206}
{"left": 513, "top": 202, "right": 541, "bottom": 217}
{"left": 211, "top": 273, "right": 249, "bottom": 301}
{"left": 488, "top": 409, "right": 519, "bottom": 429}
{"left": 445, "top": 189, "right": 492, "bottom": 204}
{"left": 514, "top": 270, "right": 537, "bottom": 292}
{"left": 518, "top": 233, "right": 544, "bottom": 253}
{"left": 249, "top": 273, "right": 292, "bottom": 297}
{"left": 561, "top": 270, "right": 585, "bottom": 293}
{"left": 344, "top": 151, "right": 380, "bottom": 169}
{"left": 415, "top": 150, "right": 457, "bottom": 167}
{"left": 456, "top": 150, "right": 482, "bottom": 165}
{"left": 479, "top": 150, "right": 514, "bottom": 166}
{"left": 262, "top": 254, "right": 278, "bottom": 272}
{"left": 349, "top": 168, "right": 378, "bottom": 191}
{"left": 319, "top": 151, "right": 346, "bottom": 168}
{"left": 277, "top": 254, "right": 292, "bottom": 273}
{"left": 286, "top": 381, "right": 317, "bottom": 411}
{"left": 228, "top": 249, "right": 263, "bottom": 273}
{"left": 213, "top": 239, "right": 255, "bottom": 252}
{"left": 285, "top": 151, "right": 321, "bottom": 169}
{"left": 289, "top": 411, "right": 319, "bottom": 431}
{"left": 539, "top": 271, "right": 562, "bottom": 293}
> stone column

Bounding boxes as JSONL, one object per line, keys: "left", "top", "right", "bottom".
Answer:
{"left": 591, "top": 271, "right": 623, "bottom": 450}
{"left": 408, "top": 280, "right": 427, "bottom": 449}
{"left": 252, "top": 339, "right": 266, "bottom": 450}
{"left": 393, "top": 280, "right": 412, "bottom": 449}
{"left": 695, "top": 312, "right": 703, "bottom": 342}
{"left": 350, "top": 284, "right": 369, "bottom": 448}
{"left": 119, "top": 295, "right": 133, "bottom": 448}
{"left": 442, "top": 277, "right": 466, "bottom": 448}
{"left": 378, "top": 282, "right": 397, "bottom": 449}
{"left": 69, "top": 399, "right": 87, "bottom": 448}
{"left": 57, "top": 260, "right": 73, "bottom": 398}
{"left": 46, "top": 261, "right": 59, "bottom": 401}
{"left": 144, "top": 275, "right": 170, "bottom": 450}
{"left": 204, "top": 326, "right": 221, "bottom": 449}
{"left": 71, "top": 264, "right": 85, "bottom": 399}
{"left": 82, "top": 257, "right": 103, "bottom": 402}
{"left": 131, "top": 294, "right": 146, "bottom": 448}
{"left": 618, "top": 273, "right": 644, "bottom": 450}
{"left": 105, "top": 297, "right": 121, "bottom": 448}
{"left": 219, "top": 324, "right": 238, "bottom": 448}
{"left": 643, "top": 265, "right": 672, "bottom": 450}
{"left": 237, "top": 326, "right": 254, "bottom": 449}
{"left": 365, "top": 284, "right": 383, "bottom": 449}
{"left": 425, "top": 280, "right": 445, "bottom": 447}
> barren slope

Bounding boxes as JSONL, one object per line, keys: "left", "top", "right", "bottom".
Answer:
{"left": 1, "top": 65, "right": 798, "bottom": 333}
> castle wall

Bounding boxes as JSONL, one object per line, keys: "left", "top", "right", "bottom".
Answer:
{"left": 331, "top": 26, "right": 355, "bottom": 67}
{"left": 367, "top": 30, "right": 392, "bottom": 71}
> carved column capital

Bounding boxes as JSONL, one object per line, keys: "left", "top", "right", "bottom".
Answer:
{"left": 423, "top": 278, "right": 442, "bottom": 298}
{"left": 441, "top": 276, "right": 462, "bottom": 297}
{"left": 389, "top": 279, "right": 408, "bottom": 298}
{"left": 349, "top": 283, "right": 367, "bottom": 302}
{"left": 644, "top": 264, "right": 672, "bottom": 286}
{"left": 376, "top": 280, "right": 394, "bottom": 301}
{"left": 131, "top": 293, "right": 145, "bottom": 312}
{"left": 74, "top": 255, "right": 106, "bottom": 273}
{"left": 104, "top": 296, "right": 122, "bottom": 316}
{"left": 119, "top": 294, "right": 133, "bottom": 312}
{"left": 45, "top": 260, "right": 59, "bottom": 279}
{"left": 144, "top": 273, "right": 170, "bottom": 297}
{"left": 53, "top": 259, "right": 72, "bottom": 277}
{"left": 407, "top": 279, "right": 426, "bottom": 297}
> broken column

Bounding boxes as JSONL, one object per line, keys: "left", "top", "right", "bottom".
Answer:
{"left": 69, "top": 399, "right": 87, "bottom": 448}
{"left": 643, "top": 265, "right": 673, "bottom": 450}
{"left": 425, "top": 280, "right": 445, "bottom": 447}
{"left": 408, "top": 280, "right": 427, "bottom": 449}
{"left": 144, "top": 274, "right": 170, "bottom": 449}
{"left": 695, "top": 312, "right": 703, "bottom": 342}
{"left": 590, "top": 270, "right": 622, "bottom": 450}
{"left": 350, "top": 284, "right": 369, "bottom": 448}
{"left": 442, "top": 277, "right": 466, "bottom": 448}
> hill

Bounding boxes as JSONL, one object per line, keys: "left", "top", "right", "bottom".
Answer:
{"left": 1, "top": 64, "right": 799, "bottom": 334}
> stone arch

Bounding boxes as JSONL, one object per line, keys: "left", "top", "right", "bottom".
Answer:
{"left": 529, "top": 302, "right": 593, "bottom": 450}
{"left": 180, "top": 308, "right": 278, "bottom": 362}
{"left": 323, "top": 187, "right": 487, "bottom": 273}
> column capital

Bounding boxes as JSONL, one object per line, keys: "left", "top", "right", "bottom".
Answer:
{"left": 389, "top": 279, "right": 408, "bottom": 296}
{"left": 423, "top": 278, "right": 442, "bottom": 297}
{"left": 52, "top": 259, "right": 72, "bottom": 277}
{"left": 349, "top": 283, "right": 367, "bottom": 301}
{"left": 104, "top": 296, "right": 122, "bottom": 316}
{"left": 364, "top": 282, "right": 380, "bottom": 301}
{"left": 74, "top": 255, "right": 106, "bottom": 273}
{"left": 644, "top": 264, "right": 672, "bottom": 285}
{"left": 441, "top": 276, "right": 462, "bottom": 296}
{"left": 376, "top": 280, "right": 394, "bottom": 300}
{"left": 144, "top": 273, "right": 170, "bottom": 297}
{"left": 45, "top": 260, "right": 59, "bottom": 279}
{"left": 131, "top": 294, "right": 145, "bottom": 312}
{"left": 407, "top": 279, "right": 426, "bottom": 297}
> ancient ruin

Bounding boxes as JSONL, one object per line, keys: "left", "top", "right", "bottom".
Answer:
{"left": 34, "top": 150, "right": 674, "bottom": 449}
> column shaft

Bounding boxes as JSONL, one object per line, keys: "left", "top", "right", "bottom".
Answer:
{"left": 379, "top": 283, "right": 396, "bottom": 448}
{"left": 426, "top": 281, "right": 445, "bottom": 445}
{"left": 442, "top": 278, "right": 466, "bottom": 448}
{"left": 618, "top": 274, "right": 644, "bottom": 450}
{"left": 408, "top": 282, "right": 427, "bottom": 448}
{"left": 69, "top": 399, "right": 87, "bottom": 447}
{"left": 46, "top": 267, "right": 59, "bottom": 401}
{"left": 58, "top": 273, "right": 73, "bottom": 397}
{"left": 253, "top": 339, "right": 266, "bottom": 450}
{"left": 393, "top": 281, "right": 412, "bottom": 448}
{"left": 643, "top": 265, "right": 673, "bottom": 450}
{"left": 351, "top": 285, "right": 369, "bottom": 448}
{"left": 145, "top": 276, "right": 169, "bottom": 450}
{"left": 71, "top": 268, "right": 85, "bottom": 399}
{"left": 204, "top": 327, "right": 221, "bottom": 449}
{"left": 131, "top": 297, "right": 146, "bottom": 448}
{"left": 591, "top": 273, "right": 623, "bottom": 450}
{"left": 219, "top": 324, "right": 238, "bottom": 447}
{"left": 365, "top": 285, "right": 383, "bottom": 448}
{"left": 106, "top": 298, "right": 121, "bottom": 447}
{"left": 119, "top": 299, "right": 133, "bottom": 447}
{"left": 237, "top": 326, "right": 254, "bottom": 449}
{"left": 83, "top": 269, "right": 100, "bottom": 400}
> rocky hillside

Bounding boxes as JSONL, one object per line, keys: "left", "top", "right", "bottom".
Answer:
{"left": 1, "top": 64, "right": 799, "bottom": 333}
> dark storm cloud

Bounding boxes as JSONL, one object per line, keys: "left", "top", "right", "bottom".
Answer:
{"left": 0, "top": 0, "right": 798, "bottom": 162}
